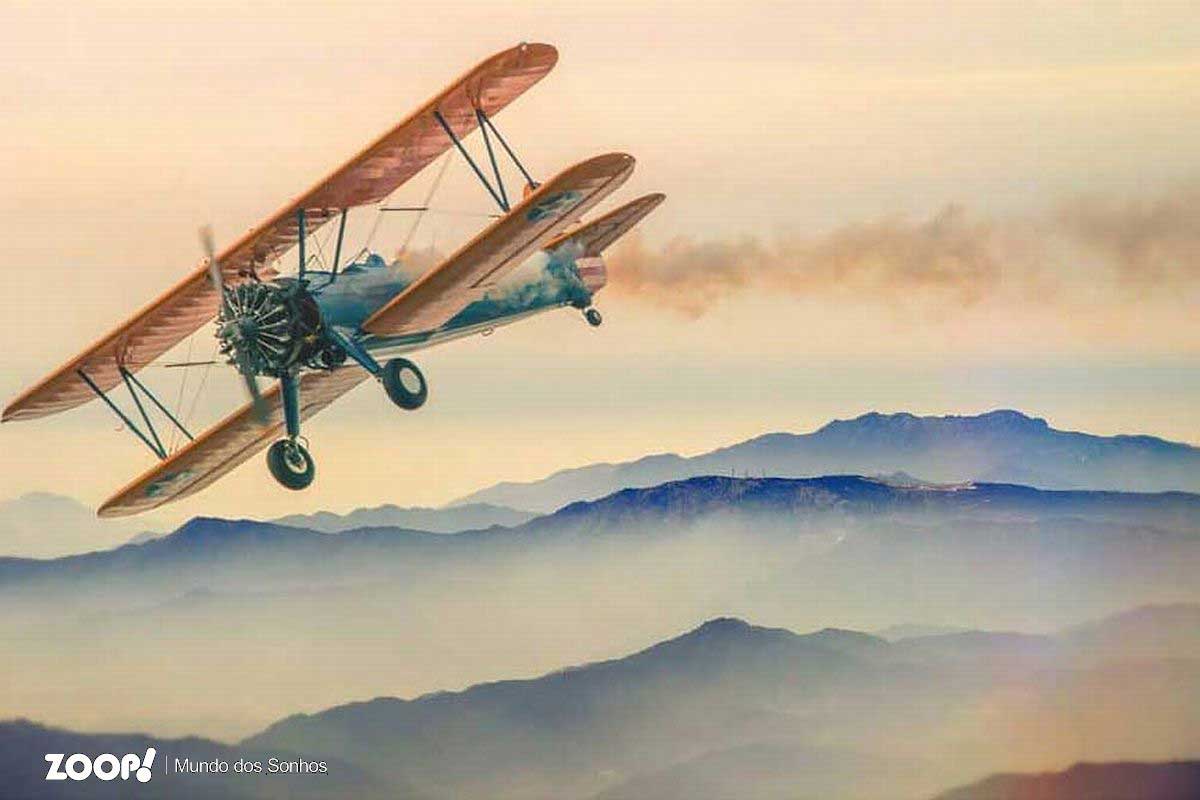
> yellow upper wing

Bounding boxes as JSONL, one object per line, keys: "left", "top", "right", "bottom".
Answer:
{"left": 98, "top": 366, "right": 370, "bottom": 517}
{"left": 3, "top": 42, "right": 557, "bottom": 423}
{"left": 363, "top": 153, "right": 635, "bottom": 336}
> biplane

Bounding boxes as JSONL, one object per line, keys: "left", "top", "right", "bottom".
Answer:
{"left": 1, "top": 43, "right": 664, "bottom": 517}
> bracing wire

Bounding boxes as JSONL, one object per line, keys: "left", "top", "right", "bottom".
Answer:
{"left": 168, "top": 335, "right": 194, "bottom": 452}
{"left": 402, "top": 152, "right": 454, "bottom": 256}
{"left": 358, "top": 151, "right": 454, "bottom": 262}
{"left": 181, "top": 339, "right": 219, "bottom": 435}
{"left": 361, "top": 198, "right": 389, "bottom": 256}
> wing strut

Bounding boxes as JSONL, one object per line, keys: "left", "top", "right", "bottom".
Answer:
{"left": 77, "top": 367, "right": 195, "bottom": 460}
{"left": 478, "top": 110, "right": 538, "bottom": 191}
{"left": 298, "top": 208, "right": 307, "bottom": 279}
{"left": 432, "top": 108, "right": 537, "bottom": 214}
{"left": 330, "top": 209, "right": 348, "bottom": 281}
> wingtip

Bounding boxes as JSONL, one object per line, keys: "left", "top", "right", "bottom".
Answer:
{"left": 596, "top": 152, "right": 637, "bottom": 174}
{"left": 509, "top": 41, "right": 559, "bottom": 71}
{"left": 519, "top": 41, "right": 558, "bottom": 56}
{"left": 1, "top": 401, "right": 24, "bottom": 424}
{"left": 97, "top": 494, "right": 139, "bottom": 518}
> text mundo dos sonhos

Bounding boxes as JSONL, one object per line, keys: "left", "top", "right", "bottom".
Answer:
{"left": 171, "top": 756, "right": 328, "bottom": 775}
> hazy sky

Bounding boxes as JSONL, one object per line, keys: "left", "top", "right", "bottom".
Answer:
{"left": 1, "top": 1, "right": 1199, "bottom": 529}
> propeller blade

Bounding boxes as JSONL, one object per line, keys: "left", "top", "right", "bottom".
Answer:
{"left": 234, "top": 350, "right": 269, "bottom": 426}
{"left": 199, "top": 226, "right": 229, "bottom": 314}
{"left": 202, "top": 225, "right": 268, "bottom": 427}
{"left": 243, "top": 371, "right": 269, "bottom": 426}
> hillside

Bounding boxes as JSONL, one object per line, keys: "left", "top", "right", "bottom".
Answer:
{"left": 4, "top": 606, "right": 1196, "bottom": 799}
{"left": 245, "top": 608, "right": 1200, "bottom": 800}
{"left": 932, "top": 761, "right": 1200, "bottom": 800}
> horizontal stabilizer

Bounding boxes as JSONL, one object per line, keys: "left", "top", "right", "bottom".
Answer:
{"left": 547, "top": 192, "right": 665, "bottom": 257}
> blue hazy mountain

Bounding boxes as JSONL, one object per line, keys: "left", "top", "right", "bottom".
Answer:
{"left": 272, "top": 502, "right": 535, "bottom": 533}
{"left": 243, "top": 607, "right": 1200, "bottom": 800}
{"left": 3, "top": 475, "right": 1198, "bottom": 625}
{"left": 932, "top": 761, "right": 1200, "bottom": 800}
{"left": 3, "top": 605, "right": 1196, "bottom": 799}
{"left": 3, "top": 476, "right": 1198, "bottom": 742}
{"left": 4, "top": 476, "right": 1197, "bottom": 594}
{"left": 452, "top": 410, "right": 1200, "bottom": 511}
{"left": 242, "top": 617, "right": 933, "bottom": 799}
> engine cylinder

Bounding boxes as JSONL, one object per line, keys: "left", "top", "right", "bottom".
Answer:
{"left": 216, "top": 281, "right": 324, "bottom": 378}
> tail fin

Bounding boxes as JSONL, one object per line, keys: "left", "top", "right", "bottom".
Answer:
{"left": 547, "top": 193, "right": 666, "bottom": 257}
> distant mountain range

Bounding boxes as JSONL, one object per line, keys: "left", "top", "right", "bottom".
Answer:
{"left": 932, "top": 761, "right": 1200, "bottom": 800}
{"left": 272, "top": 502, "right": 534, "bottom": 534}
{"left": 4, "top": 474, "right": 1199, "bottom": 741}
{"left": 4, "top": 408, "right": 1197, "bottom": 558}
{"left": 244, "top": 604, "right": 1200, "bottom": 800}
{"left": 5, "top": 475, "right": 1198, "bottom": 610}
{"left": 452, "top": 410, "right": 1200, "bottom": 511}
{"left": 4, "top": 605, "right": 1197, "bottom": 799}
{"left": 0, "top": 495, "right": 532, "bottom": 556}
{"left": 0, "top": 492, "right": 152, "bottom": 559}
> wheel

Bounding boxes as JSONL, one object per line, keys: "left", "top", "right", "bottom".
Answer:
{"left": 584, "top": 308, "right": 603, "bottom": 327}
{"left": 382, "top": 358, "right": 428, "bottom": 410}
{"left": 266, "top": 439, "right": 315, "bottom": 490}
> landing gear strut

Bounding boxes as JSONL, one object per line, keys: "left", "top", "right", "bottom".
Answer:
{"left": 266, "top": 371, "right": 315, "bottom": 490}
{"left": 382, "top": 358, "right": 428, "bottom": 410}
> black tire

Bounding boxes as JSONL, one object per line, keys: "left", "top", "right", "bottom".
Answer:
{"left": 266, "top": 440, "right": 315, "bottom": 490}
{"left": 382, "top": 358, "right": 428, "bottom": 410}
{"left": 584, "top": 308, "right": 603, "bottom": 327}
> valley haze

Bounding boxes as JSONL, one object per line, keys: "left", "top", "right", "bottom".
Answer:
{"left": 3, "top": 605, "right": 1197, "bottom": 799}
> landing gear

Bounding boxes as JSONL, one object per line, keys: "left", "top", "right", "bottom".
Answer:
{"left": 584, "top": 307, "right": 603, "bottom": 327}
{"left": 267, "top": 439, "right": 314, "bottom": 490}
{"left": 382, "top": 358, "right": 428, "bottom": 410}
{"left": 267, "top": 370, "right": 315, "bottom": 490}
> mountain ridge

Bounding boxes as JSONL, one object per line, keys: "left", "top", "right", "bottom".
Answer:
{"left": 272, "top": 501, "right": 535, "bottom": 534}
{"left": 452, "top": 409, "right": 1200, "bottom": 512}
{"left": 4, "top": 474, "right": 1199, "bottom": 579}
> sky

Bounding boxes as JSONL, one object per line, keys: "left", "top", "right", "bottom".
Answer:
{"left": 1, "top": 1, "right": 1198, "bottom": 530}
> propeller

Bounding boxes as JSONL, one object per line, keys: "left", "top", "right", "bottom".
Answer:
{"left": 200, "top": 227, "right": 269, "bottom": 425}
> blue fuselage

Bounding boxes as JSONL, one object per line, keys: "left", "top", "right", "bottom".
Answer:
{"left": 308, "top": 247, "right": 597, "bottom": 356}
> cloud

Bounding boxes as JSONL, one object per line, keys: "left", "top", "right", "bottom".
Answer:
{"left": 607, "top": 186, "right": 1200, "bottom": 316}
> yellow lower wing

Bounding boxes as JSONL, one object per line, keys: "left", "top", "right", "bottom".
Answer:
{"left": 98, "top": 367, "right": 369, "bottom": 518}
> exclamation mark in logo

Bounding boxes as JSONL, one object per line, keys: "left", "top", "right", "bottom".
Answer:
{"left": 137, "top": 748, "right": 155, "bottom": 783}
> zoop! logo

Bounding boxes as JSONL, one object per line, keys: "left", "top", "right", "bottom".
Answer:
{"left": 45, "top": 748, "right": 156, "bottom": 782}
